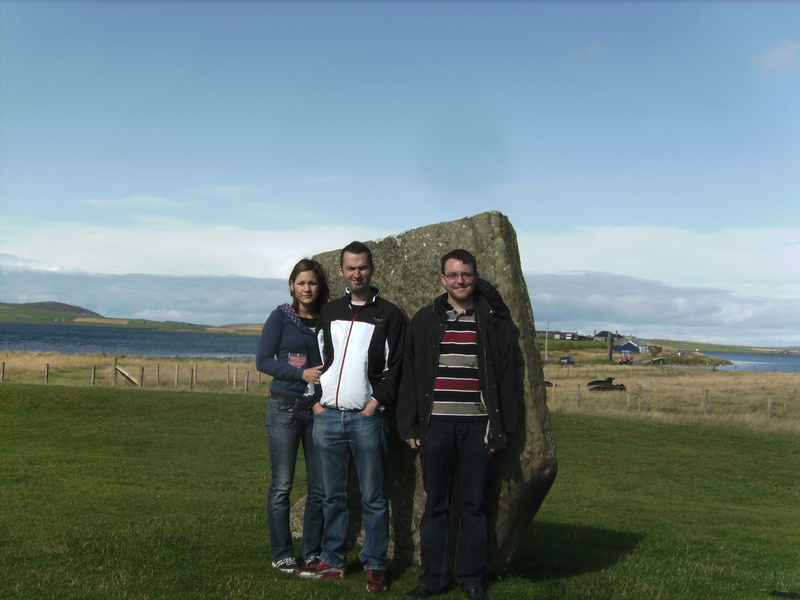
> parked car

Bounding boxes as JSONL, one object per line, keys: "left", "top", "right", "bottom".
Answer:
{"left": 559, "top": 356, "right": 575, "bottom": 365}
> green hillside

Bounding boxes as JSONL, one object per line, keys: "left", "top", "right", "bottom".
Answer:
{"left": 0, "top": 302, "right": 208, "bottom": 331}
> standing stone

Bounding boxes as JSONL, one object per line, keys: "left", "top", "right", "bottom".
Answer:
{"left": 311, "top": 210, "right": 557, "bottom": 572}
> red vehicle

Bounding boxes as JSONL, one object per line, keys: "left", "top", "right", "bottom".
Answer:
{"left": 619, "top": 350, "right": 634, "bottom": 365}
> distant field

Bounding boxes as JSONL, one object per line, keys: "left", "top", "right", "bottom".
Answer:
{"left": 543, "top": 363, "right": 799, "bottom": 435}
{"left": 1, "top": 384, "right": 797, "bottom": 600}
{"left": 543, "top": 338, "right": 790, "bottom": 356}
{"left": 0, "top": 352, "right": 265, "bottom": 394}
{"left": 2, "top": 350, "right": 797, "bottom": 434}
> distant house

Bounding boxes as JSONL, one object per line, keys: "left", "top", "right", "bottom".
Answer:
{"left": 614, "top": 339, "right": 649, "bottom": 354}
{"left": 594, "top": 331, "right": 619, "bottom": 342}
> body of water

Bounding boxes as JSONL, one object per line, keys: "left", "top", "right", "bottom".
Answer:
{"left": 0, "top": 322, "right": 261, "bottom": 359}
{"left": 701, "top": 351, "right": 800, "bottom": 373}
{"left": 2, "top": 323, "right": 798, "bottom": 370}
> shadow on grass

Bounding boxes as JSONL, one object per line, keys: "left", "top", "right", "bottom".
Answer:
{"left": 507, "top": 520, "right": 643, "bottom": 580}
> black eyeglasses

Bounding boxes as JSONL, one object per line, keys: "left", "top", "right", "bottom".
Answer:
{"left": 443, "top": 273, "right": 475, "bottom": 281}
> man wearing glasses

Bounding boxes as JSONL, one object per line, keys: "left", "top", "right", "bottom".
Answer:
{"left": 397, "top": 249, "right": 522, "bottom": 600}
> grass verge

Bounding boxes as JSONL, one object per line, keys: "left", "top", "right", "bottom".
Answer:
{"left": 1, "top": 384, "right": 798, "bottom": 599}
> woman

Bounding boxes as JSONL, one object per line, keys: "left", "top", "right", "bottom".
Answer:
{"left": 256, "top": 258, "right": 330, "bottom": 574}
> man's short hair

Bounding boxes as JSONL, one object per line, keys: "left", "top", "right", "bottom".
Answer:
{"left": 340, "top": 241, "right": 374, "bottom": 267}
{"left": 440, "top": 249, "right": 478, "bottom": 277}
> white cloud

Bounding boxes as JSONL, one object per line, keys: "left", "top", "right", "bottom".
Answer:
{"left": 753, "top": 40, "right": 800, "bottom": 77}
{"left": 2, "top": 267, "right": 796, "bottom": 347}
{"left": 0, "top": 254, "right": 79, "bottom": 273}
{"left": 193, "top": 185, "right": 263, "bottom": 198}
{"left": 293, "top": 175, "right": 347, "bottom": 187}
{"left": 2, "top": 217, "right": 798, "bottom": 346}
{"left": 0, "top": 218, "right": 393, "bottom": 278}
{"left": 525, "top": 271, "right": 799, "bottom": 347}
{"left": 516, "top": 225, "right": 800, "bottom": 300}
{"left": 82, "top": 195, "right": 186, "bottom": 209}
{"left": 2, "top": 219, "right": 797, "bottom": 303}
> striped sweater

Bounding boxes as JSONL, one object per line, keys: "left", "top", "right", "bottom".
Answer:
{"left": 431, "top": 309, "right": 488, "bottom": 420}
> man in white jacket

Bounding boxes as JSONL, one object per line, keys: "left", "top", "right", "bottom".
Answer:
{"left": 298, "top": 241, "right": 406, "bottom": 594}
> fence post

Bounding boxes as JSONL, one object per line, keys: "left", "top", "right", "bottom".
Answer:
{"left": 227, "top": 364, "right": 231, "bottom": 386}
{"left": 175, "top": 365, "right": 179, "bottom": 387}
{"left": 113, "top": 358, "right": 118, "bottom": 387}
{"left": 140, "top": 367, "right": 145, "bottom": 388}
{"left": 234, "top": 367, "right": 238, "bottom": 389}
{"left": 45, "top": 363, "right": 50, "bottom": 384}
{"left": 91, "top": 365, "right": 96, "bottom": 387}
{"left": 157, "top": 363, "right": 161, "bottom": 386}
{"left": 244, "top": 371, "right": 250, "bottom": 393}
{"left": 190, "top": 369, "right": 194, "bottom": 391}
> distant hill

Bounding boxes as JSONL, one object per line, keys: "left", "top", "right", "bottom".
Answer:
{"left": 0, "top": 301, "right": 103, "bottom": 316}
{"left": 0, "top": 301, "right": 239, "bottom": 333}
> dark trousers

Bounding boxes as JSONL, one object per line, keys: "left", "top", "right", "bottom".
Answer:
{"left": 419, "top": 419, "right": 492, "bottom": 592}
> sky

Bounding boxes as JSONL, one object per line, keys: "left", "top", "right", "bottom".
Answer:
{"left": 1, "top": 1, "right": 798, "bottom": 347}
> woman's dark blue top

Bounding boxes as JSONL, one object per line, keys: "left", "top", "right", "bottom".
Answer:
{"left": 255, "top": 303, "right": 320, "bottom": 398}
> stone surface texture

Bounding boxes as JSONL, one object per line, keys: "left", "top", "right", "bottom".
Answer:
{"left": 309, "top": 210, "right": 558, "bottom": 572}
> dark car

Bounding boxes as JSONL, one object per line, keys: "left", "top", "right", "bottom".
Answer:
{"left": 559, "top": 356, "right": 575, "bottom": 365}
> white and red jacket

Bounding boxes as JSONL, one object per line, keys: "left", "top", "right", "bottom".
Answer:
{"left": 317, "top": 287, "right": 406, "bottom": 411}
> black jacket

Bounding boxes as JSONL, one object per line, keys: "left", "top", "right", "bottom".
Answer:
{"left": 396, "top": 279, "right": 522, "bottom": 450}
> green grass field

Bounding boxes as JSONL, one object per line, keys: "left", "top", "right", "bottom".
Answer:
{"left": 1, "top": 384, "right": 798, "bottom": 600}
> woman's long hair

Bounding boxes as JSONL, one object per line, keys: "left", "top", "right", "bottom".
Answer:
{"left": 289, "top": 259, "right": 330, "bottom": 316}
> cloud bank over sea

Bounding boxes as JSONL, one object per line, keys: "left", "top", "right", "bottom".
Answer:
{"left": 2, "top": 260, "right": 797, "bottom": 348}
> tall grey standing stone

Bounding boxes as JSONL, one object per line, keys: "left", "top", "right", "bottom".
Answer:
{"left": 311, "top": 210, "right": 557, "bottom": 572}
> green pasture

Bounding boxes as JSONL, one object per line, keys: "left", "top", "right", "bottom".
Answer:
{"left": 1, "top": 384, "right": 797, "bottom": 600}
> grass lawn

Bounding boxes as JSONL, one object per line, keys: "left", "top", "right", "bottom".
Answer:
{"left": 1, "top": 384, "right": 798, "bottom": 599}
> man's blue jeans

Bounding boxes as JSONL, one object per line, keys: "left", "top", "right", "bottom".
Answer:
{"left": 418, "top": 419, "right": 492, "bottom": 592}
{"left": 266, "top": 396, "right": 324, "bottom": 563}
{"left": 312, "top": 408, "right": 389, "bottom": 571}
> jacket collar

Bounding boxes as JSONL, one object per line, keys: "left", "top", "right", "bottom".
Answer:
{"left": 345, "top": 286, "right": 381, "bottom": 307}
{"left": 432, "top": 278, "right": 510, "bottom": 319}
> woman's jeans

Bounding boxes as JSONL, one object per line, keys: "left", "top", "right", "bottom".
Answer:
{"left": 312, "top": 407, "right": 389, "bottom": 571}
{"left": 266, "top": 395, "right": 324, "bottom": 563}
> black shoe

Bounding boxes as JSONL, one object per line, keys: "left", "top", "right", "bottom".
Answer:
{"left": 465, "top": 587, "right": 489, "bottom": 600}
{"left": 403, "top": 585, "right": 436, "bottom": 600}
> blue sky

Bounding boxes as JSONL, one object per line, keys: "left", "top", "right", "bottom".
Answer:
{"left": 1, "top": 1, "right": 798, "bottom": 346}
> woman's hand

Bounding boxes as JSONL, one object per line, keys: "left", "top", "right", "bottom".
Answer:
{"left": 312, "top": 402, "right": 325, "bottom": 415}
{"left": 302, "top": 365, "right": 323, "bottom": 384}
